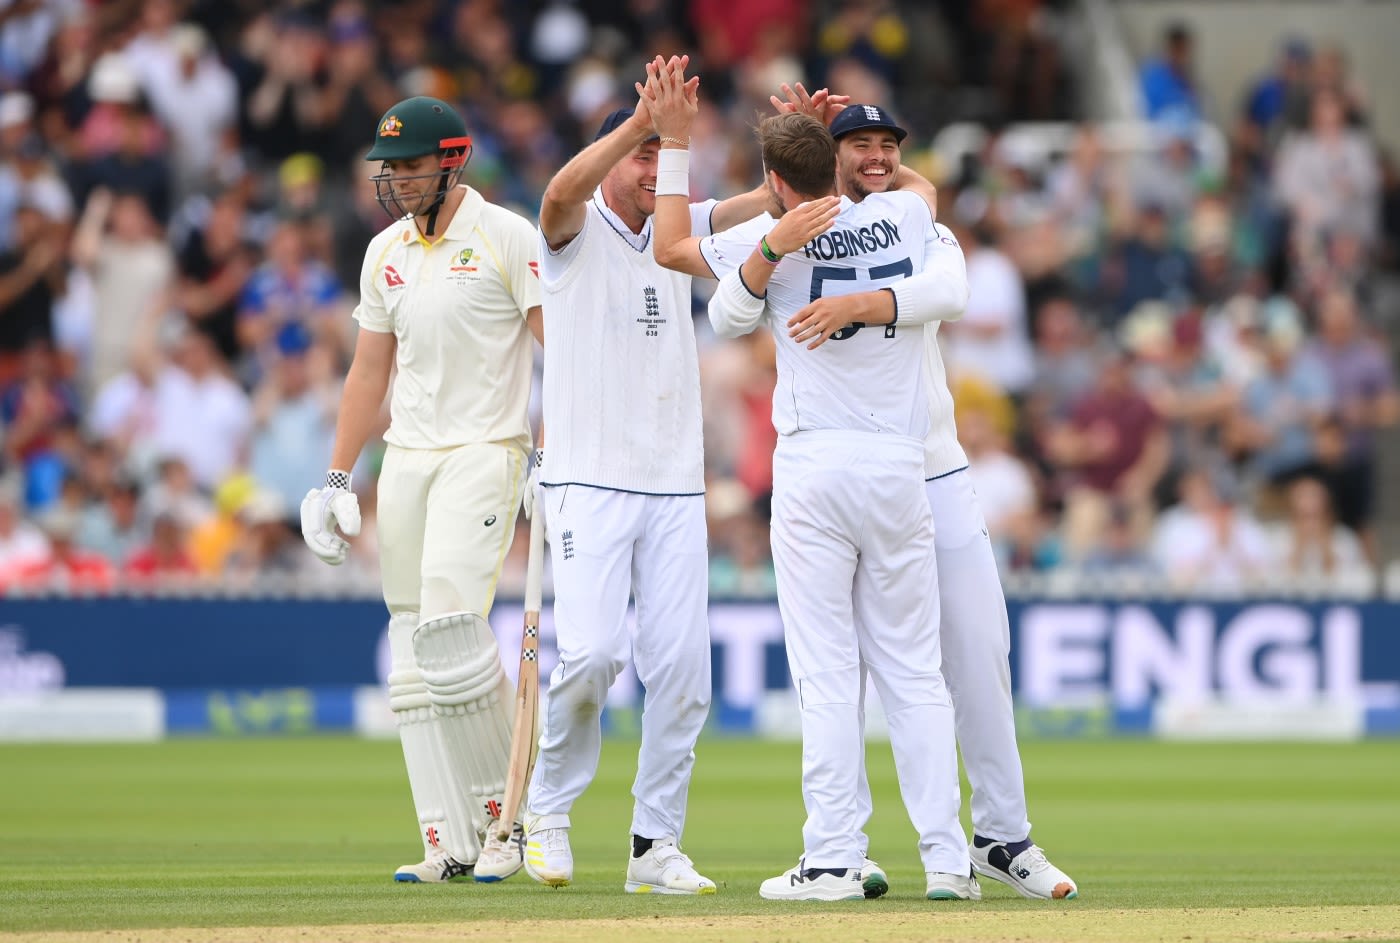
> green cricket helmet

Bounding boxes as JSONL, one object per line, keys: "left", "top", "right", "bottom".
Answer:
{"left": 366, "top": 96, "right": 473, "bottom": 232}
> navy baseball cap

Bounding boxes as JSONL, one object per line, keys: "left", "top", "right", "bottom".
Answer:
{"left": 829, "top": 104, "right": 907, "bottom": 144}
{"left": 594, "top": 107, "right": 659, "bottom": 143}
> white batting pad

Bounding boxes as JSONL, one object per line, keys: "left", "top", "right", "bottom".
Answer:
{"left": 387, "top": 613, "right": 479, "bottom": 863}
{"left": 413, "top": 611, "right": 515, "bottom": 841}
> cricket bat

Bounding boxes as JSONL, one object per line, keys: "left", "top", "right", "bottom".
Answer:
{"left": 497, "top": 483, "right": 544, "bottom": 841}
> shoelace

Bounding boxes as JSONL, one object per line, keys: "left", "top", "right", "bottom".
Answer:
{"left": 1015, "top": 845, "right": 1051, "bottom": 872}
{"left": 538, "top": 829, "right": 570, "bottom": 856}
{"left": 651, "top": 843, "right": 696, "bottom": 873}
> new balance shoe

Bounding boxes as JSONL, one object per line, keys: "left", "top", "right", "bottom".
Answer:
{"left": 925, "top": 870, "right": 982, "bottom": 900}
{"left": 474, "top": 819, "right": 525, "bottom": 883}
{"left": 759, "top": 863, "right": 865, "bottom": 901}
{"left": 625, "top": 837, "right": 717, "bottom": 895}
{"left": 394, "top": 847, "right": 472, "bottom": 883}
{"left": 970, "top": 837, "right": 1078, "bottom": 900}
{"left": 523, "top": 812, "right": 573, "bottom": 887}
{"left": 861, "top": 858, "right": 888, "bottom": 899}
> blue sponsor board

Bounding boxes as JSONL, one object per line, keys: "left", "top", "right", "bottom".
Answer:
{"left": 3, "top": 598, "right": 1399, "bottom": 734}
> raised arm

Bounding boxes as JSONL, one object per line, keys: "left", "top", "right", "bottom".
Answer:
{"left": 539, "top": 56, "right": 674, "bottom": 250}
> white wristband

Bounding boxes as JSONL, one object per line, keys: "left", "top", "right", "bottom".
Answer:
{"left": 655, "top": 147, "right": 690, "bottom": 197}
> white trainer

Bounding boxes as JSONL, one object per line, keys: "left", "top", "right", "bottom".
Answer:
{"left": 925, "top": 870, "right": 982, "bottom": 901}
{"left": 394, "top": 846, "right": 472, "bottom": 883}
{"left": 523, "top": 813, "right": 573, "bottom": 888}
{"left": 474, "top": 820, "right": 525, "bottom": 883}
{"left": 861, "top": 858, "right": 888, "bottom": 899}
{"left": 970, "top": 840, "right": 1078, "bottom": 900}
{"left": 759, "top": 863, "right": 864, "bottom": 901}
{"left": 625, "top": 837, "right": 717, "bottom": 895}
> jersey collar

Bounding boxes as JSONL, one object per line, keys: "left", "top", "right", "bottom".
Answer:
{"left": 592, "top": 186, "right": 651, "bottom": 252}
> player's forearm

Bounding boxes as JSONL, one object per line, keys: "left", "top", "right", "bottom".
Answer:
{"left": 709, "top": 267, "right": 767, "bottom": 339}
{"left": 328, "top": 356, "right": 391, "bottom": 472}
{"left": 540, "top": 119, "right": 652, "bottom": 245}
{"left": 887, "top": 268, "right": 969, "bottom": 324}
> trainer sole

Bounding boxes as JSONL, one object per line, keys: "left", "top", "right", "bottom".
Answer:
{"left": 624, "top": 881, "right": 718, "bottom": 895}
{"left": 971, "top": 861, "right": 1078, "bottom": 900}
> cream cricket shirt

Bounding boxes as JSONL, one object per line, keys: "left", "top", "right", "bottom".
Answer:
{"left": 353, "top": 186, "right": 541, "bottom": 452}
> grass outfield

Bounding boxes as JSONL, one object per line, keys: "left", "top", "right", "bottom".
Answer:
{"left": 1, "top": 737, "right": 1398, "bottom": 942}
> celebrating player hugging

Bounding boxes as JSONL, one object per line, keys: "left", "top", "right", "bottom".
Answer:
{"left": 302, "top": 55, "right": 1077, "bottom": 905}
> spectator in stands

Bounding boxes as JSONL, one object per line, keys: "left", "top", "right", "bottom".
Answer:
{"left": 0, "top": 476, "right": 48, "bottom": 584}
{"left": 173, "top": 189, "right": 257, "bottom": 365}
{"left": 0, "top": 126, "right": 74, "bottom": 251}
{"left": 141, "top": 455, "right": 212, "bottom": 533}
{"left": 239, "top": 12, "right": 333, "bottom": 163}
{"left": 129, "top": 22, "right": 239, "bottom": 204}
{"left": 249, "top": 323, "right": 337, "bottom": 514}
{"left": 1305, "top": 43, "right": 1369, "bottom": 128}
{"left": 74, "top": 53, "right": 170, "bottom": 223}
{"left": 1304, "top": 288, "right": 1399, "bottom": 557}
{"left": 1269, "top": 475, "right": 1368, "bottom": 588}
{"left": 222, "top": 490, "right": 307, "bottom": 585}
{"left": 1240, "top": 38, "right": 1312, "bottom": 160}
{"left": 76, "top": 474, "right": 146, "bottom": 566}
{"left": 235, "top": 219, "right": 342, "bottom": 378}
{"left": 960, "top": 402, "right": 1036, "bottom": 555}
{"left": 1274, "top": 88, "right": 1380, "bottom": 253}
{"left": 148, "top": 327, "right": 251, "bottom": 491}
{"left": 1150, "top": 470, "right": 1271, "bottom": 593}
{"left": 1047, "top": 345, "right": 1169, "bottom": 561}
{"left": 0, "top": 198, "right": 66, "bottom": 380}
{"left": 1227, "top": 302, "right": 1333, "bottom": 488}
{"left": 15, "top": 506, "right": 115, "bottom": 592}
{"left": 1131, "top": 307, "right": 1238, "bottom": 505}
{"left": 1099, "top": 202, "right": 1194, "bottom": 320}
{"left": 943, "top": 216, "right": 1035, "bottom": 395}
{"left": 189, "top": 473, "right": 255, "bottom": 576}
{"left": 1077, "top": 498, "right": 1157, "bottom": 580}
{"left": 123, "top": 507, "right": 197, "bottom": 583}
{"left": 1139, "top": 21, "right": 1201, "bottom": 125}
{"left": 1025, "top": 294, "right": 1104, "bottom": 426}
{"left": 0, "top": 340, "right": 79, "bottom": 508}
{"left": 70, "top": 187, "right": 175, "bottom": 397}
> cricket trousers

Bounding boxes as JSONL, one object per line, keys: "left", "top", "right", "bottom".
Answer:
{"left": 528, "top": 485, "right": 712, "bottom": 842}
{"left": 376, "top": 441, "right": 526, "bottom": 862}
{"left": 770, "top": 430, "right": 966, "bottom": 875}
{"left": 854, "top": 467, "right": 1033, "bottom": 852}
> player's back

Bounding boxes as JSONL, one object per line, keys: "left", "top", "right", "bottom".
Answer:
{"left": 764, "top": 190, "right": 934, "bottom": 440}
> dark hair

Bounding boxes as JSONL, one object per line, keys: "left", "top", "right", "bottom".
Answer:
{"left": 757, "top": 113, "right": 836, "bottom": 198}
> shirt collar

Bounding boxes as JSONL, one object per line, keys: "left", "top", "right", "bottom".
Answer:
{"left": 592, "top": 186, "right": 651, "bottom": 252}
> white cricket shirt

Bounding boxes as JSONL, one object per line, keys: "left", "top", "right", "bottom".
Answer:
{"left": 353, "top": 186, "right": 541, "bottom": 452}
{"left": 701, "top": 191, "right": 944, "bottom": 441}
{"left": 537, "top": 192, "right": 716, "bottom": 494}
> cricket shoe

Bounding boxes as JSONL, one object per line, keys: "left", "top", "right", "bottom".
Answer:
{"left": 474, "top": 819, "right": 525, "bottom": 883}
{"left": 759, "top": 863, "right": 864, "bottom": 901}
{"left": 625, "top": 837, "right": 717, "bottom": 895}
{"left": 861, "top": 858, "right": 888, "bottom": 899}
{"left": 523, "top": 812, "right": 573, "bottom": 887}
{"left": 925, "top": 870, "right": 982, "bottom": 900}
{"left": 394, "top": 846, "right": 472, "bottom": 883}
{"left": 970, "top": 837, "right": 1078, "bottom": 900}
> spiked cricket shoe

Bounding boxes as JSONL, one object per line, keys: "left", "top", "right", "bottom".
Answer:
{"left": 474, "top": 820, "right": 525, "bottom": 883}
{"left": 625, "top": 837, "right": 717, "bottom": 895}
{"left": 394, "top": 847, "right": 472, "bottom": 883}
{"left": 970, "top": 839, "right": 1078, "bottom": 899}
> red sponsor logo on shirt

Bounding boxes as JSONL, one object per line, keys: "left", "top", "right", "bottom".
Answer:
{"left": 384, "top": 265, "right": 405, "bottom": 287}
{"left": 528, "top": 261, "right": 539, "bottom": 278}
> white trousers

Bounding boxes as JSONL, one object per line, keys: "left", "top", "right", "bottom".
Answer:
{"left": 377, "top": 442, "right": 525, "bottom": 620}
{"left": 771, "top": 431, "right": 965, "bottom": 874}
{"left": 854, "top": 468, "right": 1032, "bottom": 853}
{"left": 376, "top": 442, "right": 525, "bottom": 859}
{"left": 528, "top": 486, "right": 712, "bottom": 842}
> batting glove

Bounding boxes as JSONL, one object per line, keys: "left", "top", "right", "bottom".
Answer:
{"left": 300, "top": 470, "right": 361, "bottom": 566}
{"left": 523, "top": 449, "right": 543, "bottom": 520}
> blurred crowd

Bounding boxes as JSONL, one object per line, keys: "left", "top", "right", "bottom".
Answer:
{"left": 0, "top": 0, "right": 1395, "bottom": 597}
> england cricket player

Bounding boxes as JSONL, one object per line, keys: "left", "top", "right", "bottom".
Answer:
{"left": 649, "top": 78, "right": 973, "bottom": 897}
{"left": 520, "top": 55, "right": 771, "bottom": 894}
{"left": 793, "top": 95, "right": 1077, "bottom": 901}
{"left": 300, "top": 96, "right": 540, "bottom": 884}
